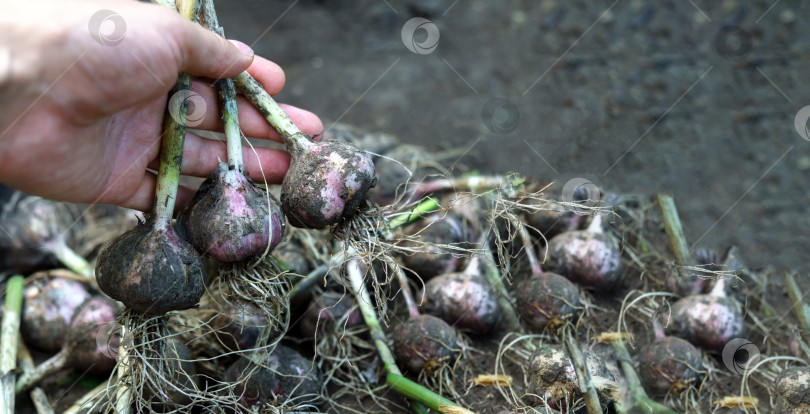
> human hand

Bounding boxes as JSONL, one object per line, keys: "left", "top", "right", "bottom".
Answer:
{"left": 0, "top": 0, "right": 322, "bottom": 212}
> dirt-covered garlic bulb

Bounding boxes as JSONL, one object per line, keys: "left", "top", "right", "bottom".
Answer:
{"left": 281, "top": 138, "right": 376, "bottom": 228}
{"left": 776, "top": 366, "right": 810, "bottom": 413}
{"left": 96, "top": 215, "right": 205, "bottom": 315}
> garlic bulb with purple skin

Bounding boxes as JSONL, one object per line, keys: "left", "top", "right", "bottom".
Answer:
{"left": 0, "top": 187, "right": 89, "bottom": 276}
{"left": 422, "top": 256, "right": 501, "bottom": 335}
{"left": 665, "top": 278, "right": 745, "bottom": 352}
{"left": 21, "top": 277, "right": 92, "bottom": 352}
{"left": 281, "top": 138, "right": 376, "bottom": 228}
{"left": 546, "top": 214, "right": 624, "bottom": 290}
{"left": 525, "top": 344, "right": 616, "bottom": 407}
{"left": 637, "top": 320, "right": 705, "bottom": 395}
{"left": 177, "top": 163, "right": 285, "bottom": 262}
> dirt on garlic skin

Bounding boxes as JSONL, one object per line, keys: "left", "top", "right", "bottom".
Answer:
{"left": 637, "top": 336, "right": 705, "bottom": 396}
{"left": 666, "top": 295, "right": 745, "bottom": 352}
{"left": 95, "top": 215, "right": 206, "bottom": 315}
{"left": 423, "top": 272, "right": 501, "bottom": 335}
{"left": 281, "top": 139, "right": 376, "bottom": 229}
{"left": 22, "top": 277, "right": 91, "bottom": 352}
{"left": 525, "top": 344, "right": 615, "bottom": 406}
{"left": 178, "top": 163, "right": 284, "bottom": 263}
{"left": 777, "top": 367, "right": 810, "bottom": 412}
{"left": 515, "top": 272, "right": 583, "bottom": 332}
{"left": 392, "top": 314, "right": 459, "bottom": 374}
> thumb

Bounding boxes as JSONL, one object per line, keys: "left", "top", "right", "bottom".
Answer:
{"left": 170, "top": 17, "right": 254, "bottom": 79}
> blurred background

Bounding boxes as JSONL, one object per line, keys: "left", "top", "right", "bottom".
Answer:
{"left": 215, "top": 0, "right": 810, "bottom": 275}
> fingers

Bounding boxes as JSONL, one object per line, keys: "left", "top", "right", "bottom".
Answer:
{"left": 116, "top": 171, "right": 196, "bottom": 214}
{"left": 188, "top": 56, "right": 322, "bottom": 141}
{"left": 246, "top": 56, "right": 286, "bottom": 94}
{"left": 181, "top": 132, "right": 291, "bottom": 182}
{"left": 125, "top": 132, "right": 292, "bottom": 211}
{"left": 168, "top": 14, "right": 254, "bottom": 79}
{"left": 240, "top": 142, "right": 292, "bottom": 183}
{"left": 188, "top": 90, "right": 323, "bottom": 143}
{"left": 148, "top": 131, "right": 291, "bottom": 183}
{"left": 228, "top": 100, "right": 323, "bottom": 143}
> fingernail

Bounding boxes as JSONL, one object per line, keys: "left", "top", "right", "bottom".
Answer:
{"left": 228, "top": 39, "right": 254, "bottom": 57}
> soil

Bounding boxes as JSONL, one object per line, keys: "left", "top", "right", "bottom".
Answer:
{"left": 216, "top": 0, "right": 810, "bottom": 279}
